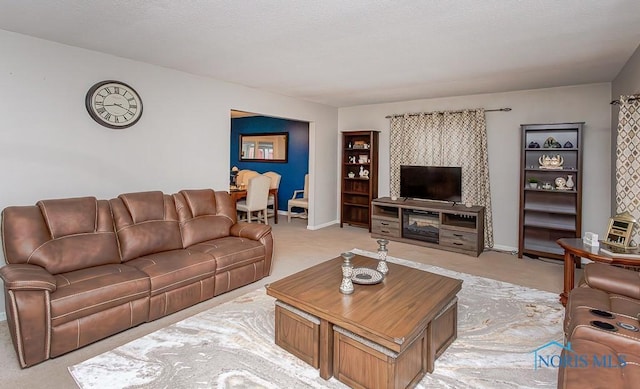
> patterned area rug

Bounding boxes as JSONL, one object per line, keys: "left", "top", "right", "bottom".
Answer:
{"left": 69, "top": 249, "right": 564, "bottom": 388}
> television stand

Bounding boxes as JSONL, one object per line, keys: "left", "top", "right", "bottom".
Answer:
{"left": 371, "top": 197, "right": 485, "bottom": 257}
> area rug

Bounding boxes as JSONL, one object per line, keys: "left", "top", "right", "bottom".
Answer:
{"left": 69, "top": 249, "right": 564, "bottom": 388}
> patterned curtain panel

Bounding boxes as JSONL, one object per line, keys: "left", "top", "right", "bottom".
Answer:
{"left": 389, "top": 109, "right": 494, "bottom": 248}
{"left": 615, "top": 95, "right": 640, "bottom": 245}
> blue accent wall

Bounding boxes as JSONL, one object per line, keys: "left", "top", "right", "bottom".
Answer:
{"left": 231, "top": 116, "right": 309, "bottom": 211}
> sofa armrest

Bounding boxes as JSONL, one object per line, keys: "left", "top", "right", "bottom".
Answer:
{"left": 230, "top": 222, "right": 274, "bottom": 276}
{"left": 230, "top": 222, "right": 272, "bottom": 241}
{"left": 0, "top": 264, "right": 56, "bottom": 292}
{"left": 582, "top": 262, "right": 640, "bottom": 300}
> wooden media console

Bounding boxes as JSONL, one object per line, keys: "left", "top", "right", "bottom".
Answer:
{"left": 371, "top": 197, "right": 485, "bottom": 257}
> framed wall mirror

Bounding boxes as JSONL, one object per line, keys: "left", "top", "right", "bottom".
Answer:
{"left": 240, "top": 132, "right": 288, "bottom": 162}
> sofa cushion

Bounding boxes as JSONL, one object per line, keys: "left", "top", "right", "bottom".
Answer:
{"left": 2, "top": 197, "right": 120, "bottom": 274}
{"left": 187, "top": 236, "right": 264, "bottom": 274}
{"left": 174, "top": 189, "right": 235, "bottom": 247}
{"left": 51, "top": 264, "right": 150, "bottom": 327}
{"left": 110, "top": 191, "right": 183, "bottom": 261}
{"left": 125, "top": 249, "right": 216, "bottom": 296}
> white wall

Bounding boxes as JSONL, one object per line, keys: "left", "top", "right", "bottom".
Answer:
{"left": 0, "top": 30, "right": 339, "bottom": 318}
{"left": 338, "top": 84, "right": 612, "bottom": 251}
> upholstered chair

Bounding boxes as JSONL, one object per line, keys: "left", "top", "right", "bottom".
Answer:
{"left": 263, "top": 171, "right": 281, "bottom": 220}
{"left": 235, "top": 169, "right": 255, "bottom": 188}
{"left": 237, "top": 175, "right": 271, "bottom": 224}
{"left": 240, "top": 170, "right": 259, "bottom": 188}
{"left": 288, "top": 174, "right": 309, "bottom": 222}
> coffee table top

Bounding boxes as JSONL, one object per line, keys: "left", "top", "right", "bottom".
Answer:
{"left": 266, "top": 254, "right": 462, "bottom": 352}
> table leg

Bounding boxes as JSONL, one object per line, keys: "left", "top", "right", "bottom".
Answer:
{"left": 319, "top": 318, "right": 333, "bottom": 379}
{"left": 560, "top": 251, "right": 575, "bottom": 306}
{"left": 274, "top": 190, "right": 278, "bottom": 224}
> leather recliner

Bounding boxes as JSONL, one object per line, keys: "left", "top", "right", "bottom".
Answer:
{"left": 559, "top": 262, "right": 640, "bottom": 388}
{"left": 0, "top": 189, "right": 273, "bottom": 368}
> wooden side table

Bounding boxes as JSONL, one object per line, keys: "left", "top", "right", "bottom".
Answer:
{"left": 556, "top": 238, "right": 640, "bottom": 306}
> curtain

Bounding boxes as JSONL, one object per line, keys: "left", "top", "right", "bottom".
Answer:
{"left": 389, "top": 109, "right": 494, "bottom": 248}
{"left": 615, "top": 95, "right": 640, "bottom": 245}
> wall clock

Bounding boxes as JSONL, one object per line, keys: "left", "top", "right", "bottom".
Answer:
{"left": 85, "top": 80, "right": 143, "bottom": 129}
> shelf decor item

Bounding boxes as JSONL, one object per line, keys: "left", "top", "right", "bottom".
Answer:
{"left": 339, "top": 252, "right": 355, "bottom": 294}
{"left": 543, "top": 137, "right": 562, "bottom": 148}
{"left": 603, "top": 212, "right": 637, "bottom": 249}
{"left": 376, "top": 239, "right": 389, "bottom": 275}
{"left": 566, "top": 174, "right": 575, "bottom": 190}
{"left": 538, "top": 154, "right": 564, "bottom": 169}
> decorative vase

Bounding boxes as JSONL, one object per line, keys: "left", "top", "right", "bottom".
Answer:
{"left": 566, "top": 175, "right": 574, "bottom": 190}
{"left": 376, "top": 239, "right": 389, "bottom": 275}
{"left": 339, "top": 252, "right": 355, "bottom": 294}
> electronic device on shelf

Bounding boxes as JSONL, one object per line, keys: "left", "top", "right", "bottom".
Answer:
{"left": 399, "top": 165, "right": 462, "bottom": 203}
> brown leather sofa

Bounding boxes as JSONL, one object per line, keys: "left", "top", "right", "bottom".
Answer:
{"left": 0, "top": 189, "right": 273, "bottom": 368}
{"left": 559, "top": 262, "right": 640, "bottom": 388}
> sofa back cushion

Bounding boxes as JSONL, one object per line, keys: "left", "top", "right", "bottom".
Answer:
{"left": 1, "top": 197, "right": 120, "bottom": 274}
{"left": 174, "top": 189, "right": 235, "bottom": 247}
{"left": 110, "top": 191, "right": 183, "bottom": 261}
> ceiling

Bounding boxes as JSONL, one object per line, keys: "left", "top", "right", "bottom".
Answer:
{"left": 1, "top": 1, "right": 640, "bottom": 108}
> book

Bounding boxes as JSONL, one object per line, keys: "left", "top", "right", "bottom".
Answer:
{"left": 599, "top": 247, "right": 640, "bottom": 259}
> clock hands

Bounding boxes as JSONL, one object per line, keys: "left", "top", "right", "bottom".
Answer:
{"left": 103, "top": 102, "right": 135, "bottom": 115}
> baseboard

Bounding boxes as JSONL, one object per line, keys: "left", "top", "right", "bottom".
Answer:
{"left": 0, "top": 312, "right": 6, "bottom": 322}
{"left": 308, "top": 219, "right": 339, "bottom": 230}
{"left": 489, "top": 244, "right": 518, "bottom": 254}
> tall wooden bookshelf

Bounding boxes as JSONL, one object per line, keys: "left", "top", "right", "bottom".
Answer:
{"left": 518, "top": 122, "right": 584, "bottom": 260}
{"left": 340, "top": 130, "right": 379, "bottom": 231}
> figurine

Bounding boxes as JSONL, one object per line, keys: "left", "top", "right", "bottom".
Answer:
{"left": 538, "top": 154, "right": 564, "bottom": 169}
{"left": 543, "top": 137, "right": 562, "bottom": 148}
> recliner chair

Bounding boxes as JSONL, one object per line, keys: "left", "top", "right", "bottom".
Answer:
{"left": 559, "top": 262, "right": 640, "bottom": 388}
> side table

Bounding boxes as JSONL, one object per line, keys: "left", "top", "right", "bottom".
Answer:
{"left": 556, "top": 238, "right": 640, "bottom": 306}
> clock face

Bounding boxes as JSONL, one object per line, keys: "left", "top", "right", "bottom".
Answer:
{"left": 85, "top": 80, "right": 143, "bottom": 129}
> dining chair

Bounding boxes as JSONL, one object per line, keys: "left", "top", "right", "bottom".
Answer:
{"left": 240, "top": 170, "right": 259, "bottom": 187}
{"left": 288, "top": 174, "right": 309, "bottom": 222}
{"left": 236, "top": 174, "right": 271, "bottom": 224}
{"left": 263, "top": 171, "right": 281, "bottom": 220}
{"left": 235, "top": 169, "right": 254, "bottom": 188}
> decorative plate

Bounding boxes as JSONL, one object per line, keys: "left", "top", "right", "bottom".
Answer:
{"left": 352, "top": 267, "right": 384, "bottom": 285}
{"left": 555, "top": 177, "right": 567, "bottom": 189}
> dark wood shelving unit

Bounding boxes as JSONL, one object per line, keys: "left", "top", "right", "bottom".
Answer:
{"left": 518, "top": 122, "right": 584, "bottom": 260}
{"left": 340, "top": 130, "right": 379, "bottom": 231}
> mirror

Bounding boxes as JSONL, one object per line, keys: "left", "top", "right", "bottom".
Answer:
{"left": 240, "top": 132, "right": 288, "bottom": 162}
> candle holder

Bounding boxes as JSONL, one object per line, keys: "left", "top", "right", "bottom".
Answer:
{"left": 376, "top": 239, "right": 389, "bottom": 275}
{"left": 339, "top": 252, "right": 355, "bottom": 294}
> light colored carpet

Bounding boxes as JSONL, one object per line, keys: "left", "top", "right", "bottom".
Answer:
{"left": 69, "top": 249, "right": 563, "bottom": 388}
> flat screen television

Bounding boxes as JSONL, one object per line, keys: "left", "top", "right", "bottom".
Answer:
{"left": 400, "top": 165, "right": 462, "bottom": 202}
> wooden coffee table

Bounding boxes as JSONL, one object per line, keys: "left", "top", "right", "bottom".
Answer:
{"left": 265, "top": 254, "right": 462, "bottom": 389}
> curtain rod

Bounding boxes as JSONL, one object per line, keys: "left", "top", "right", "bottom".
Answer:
{"left": 610, "top": 95, "right": 639, "bottom": 105}
{"left": 385, "top": 107, "right": 512, "bottom": 119}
